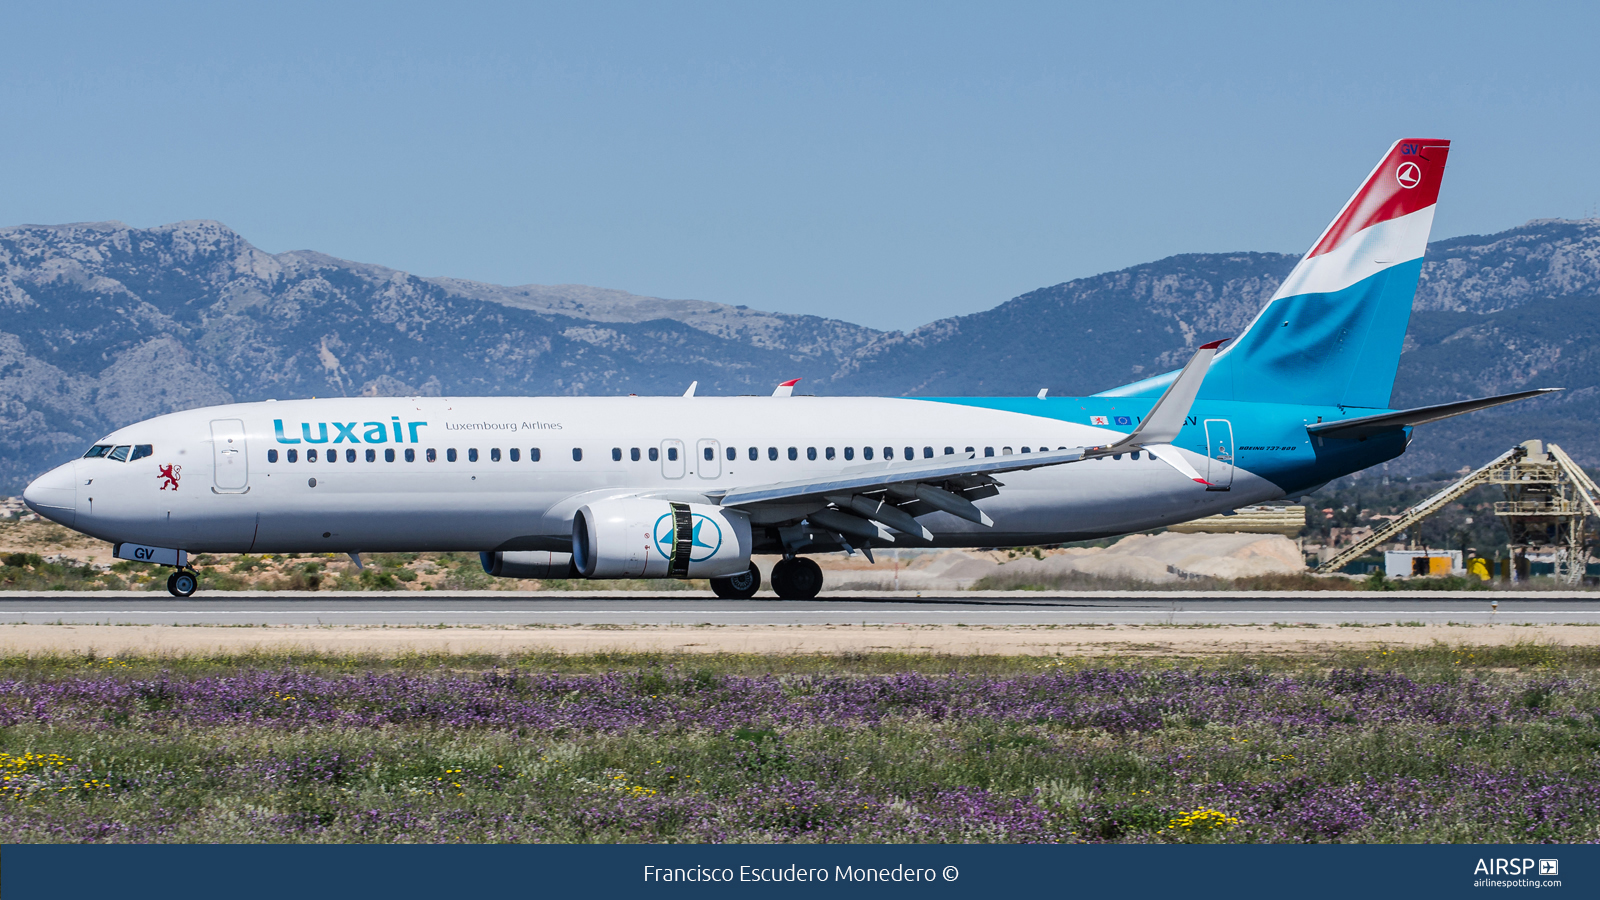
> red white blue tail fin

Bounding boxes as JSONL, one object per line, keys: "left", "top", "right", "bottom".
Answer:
{"left": 1100, "top": 139, "right": 1450, "bottom": 409}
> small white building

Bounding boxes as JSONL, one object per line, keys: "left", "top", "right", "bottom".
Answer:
{"left": 1384, "top": 549, "right": 1464, "bottom": 578}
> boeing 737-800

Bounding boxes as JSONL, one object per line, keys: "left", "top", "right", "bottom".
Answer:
{"left": 21, "top": 138, "right": 1554, "bottom": 598}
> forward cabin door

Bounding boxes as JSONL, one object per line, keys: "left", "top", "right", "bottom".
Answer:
{"left": 660, "top": 439, "right": 686, "bottom": 479}
{"left": 210, "top": 419, "right": 250, "bottom": 492}
{"left": 1203, "top": 419, "right": 1234, "bottom": 491}
{"left": 697, "top": 439, "right": 721, "bottom": 479}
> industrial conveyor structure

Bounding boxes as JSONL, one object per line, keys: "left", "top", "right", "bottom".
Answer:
{"left": 1314, "top": 440, "right": 1600, "bottom": 585}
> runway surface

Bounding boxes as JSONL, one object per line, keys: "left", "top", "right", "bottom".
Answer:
{"left": 0, "top": 592, "right": 1595, "bottom": 626}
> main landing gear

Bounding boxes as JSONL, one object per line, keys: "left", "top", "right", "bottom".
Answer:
{"left": 166, "top": 569, "right": 198, "bottom": 598}
{"left": 769, "top": 557, "right": 823, "bottom": 600}
{"left": 710, "top": 562, "right": 762, "bottom": 599}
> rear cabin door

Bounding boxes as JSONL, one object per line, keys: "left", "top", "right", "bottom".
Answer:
{"left": 1203, "top": 419, "right": 1234, "bottom": 491}
{"left": 210, "top": 419, "right": 250, "bottom": 492}
{"left": 660, "top": 439, "right": 686, "bottom": 479}
{"left": 697, "top": 439, "right": 721, "bottom": 479}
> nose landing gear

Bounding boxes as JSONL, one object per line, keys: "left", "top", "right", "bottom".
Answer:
{"left": 166, "top": 569, "right": 198, "bottom": 597}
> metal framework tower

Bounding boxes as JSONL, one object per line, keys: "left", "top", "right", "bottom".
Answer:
{"left": 1494, "top": 441, "right": 1600, "bottom": 584}
{"left": 1314, "top": 440, "right": 1599, "bottom": 585}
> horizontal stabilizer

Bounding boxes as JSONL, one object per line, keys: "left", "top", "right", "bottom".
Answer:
{"left": 1307, "top": 388, "right": 1561, "bottom": 440}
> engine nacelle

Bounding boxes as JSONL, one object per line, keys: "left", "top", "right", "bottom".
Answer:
{"left": 573, "top": 499, "right": 752, "bottom": 579}
{"left": 480, "top": 551, "right": 578, "bottom": 579}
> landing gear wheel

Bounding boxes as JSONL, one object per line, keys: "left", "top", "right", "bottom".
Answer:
{"left": 769, "top": 557, "right": 823, "bottom": 600}
{"left": 167, "top": 569, "right": 198, "bottom": 598}
{"left": 710, "top": 562, "right": 762, "bottom": 599}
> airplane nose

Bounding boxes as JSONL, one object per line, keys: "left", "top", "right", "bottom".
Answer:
{"left": 22, "top": 462, "right": 77, "bottom": 528}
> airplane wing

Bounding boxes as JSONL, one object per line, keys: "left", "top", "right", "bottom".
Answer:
{"left": 706, "top": 340, "right": 1226, "bottom": 543}
{"left": 1306, "top": 388, "right": 1560, "bottom": 440}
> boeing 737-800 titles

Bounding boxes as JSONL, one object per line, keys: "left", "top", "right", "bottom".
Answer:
{"left": 21, "top": 139, "right": 1555, "bottom": 598}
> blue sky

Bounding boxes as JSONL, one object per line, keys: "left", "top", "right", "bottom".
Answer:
{"left": 2, "top": 2, "right": 1596, "bottom": 330}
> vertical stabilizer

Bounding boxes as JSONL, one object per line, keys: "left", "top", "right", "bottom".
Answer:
{"left": 1100, "top": 139, "right": 1450, "bottom": 408}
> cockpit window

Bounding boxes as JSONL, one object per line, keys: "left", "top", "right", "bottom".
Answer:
{"left": 129, "top": 444, "right": 153, "bottom": 461}
{"left": 109, "top": 445, "right": 131, "bottom": 462}
{"left": 83, "top": 445, "right": 113, "bottom": 459}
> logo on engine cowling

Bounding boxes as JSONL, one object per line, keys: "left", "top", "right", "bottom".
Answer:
{"left": 653, "top": 513, "right": 723, "bottom": 562}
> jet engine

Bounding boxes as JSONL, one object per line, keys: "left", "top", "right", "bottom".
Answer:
{"left": 479, "top": 550, "right": 578, "bottom": 579}
{"left": 573, "top": 499, "right": 752, "bottom": 579}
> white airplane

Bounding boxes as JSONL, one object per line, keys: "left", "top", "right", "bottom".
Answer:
{"left": 22, "top": 138, "right": 1553, "bottom": 598}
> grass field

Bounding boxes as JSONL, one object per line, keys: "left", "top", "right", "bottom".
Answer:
{"left": 1, "top": 645, "right": 1598, "bottom": 843}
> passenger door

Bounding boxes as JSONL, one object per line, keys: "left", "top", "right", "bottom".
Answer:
{"left": 210, "top": 419, "right": 249, "bottom": 492}
{"left": 1203, "top": 419, "right": 1234, "bottom": 491}
{"left": 696, "top": 439, "right": 721, "bottom": 479}
{"left": 660, "top": 439, "right": 686, "bottom": 479}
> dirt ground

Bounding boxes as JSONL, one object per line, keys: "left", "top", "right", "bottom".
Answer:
{"left": 0, "top": 622, "right": 1594, "bottom": 657}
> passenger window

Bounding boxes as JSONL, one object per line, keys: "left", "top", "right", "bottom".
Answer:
{"left": 268, "top": 449, "right": 279, "bottom": 463}
{"left": 510, "top": 448, "right": 521, "bottom": 462}
{"left": 748, "top": 447, "right": 758, "bottom": 461}
{"left": 902, "top": 446, "right": 912, "bottom": 460}
{"left": 612, "top": 448, "right": 623, "bottom": 462}
{"left": 110, "top": 445, "right": 131, "bottom": 462}
{"left": 287, "top": 449, "right": 298, "bottom": 463}
{"left": 768, "top": 447, "right": 778, "bottom": 461}
{"left": 825, "top": 447, "right": 835, "bottom": 460}
{"left": 447, "top": 449, "right": 458, "bottom": 462}
{"left": 630, "top": 448, "right": 640, "bottom": 461}
{"left": 965, "top": 446, "right": 974, "bottom": 454}
{"left": 386, "top": 449, "right": 396, "bottom": 462}
{"left": 704, "top": 447, "right": 714, "bottom": 461}
{"left": 1021, "top": 446, "right": 1031, "bottom": 454}
{"left": 530, "top": 448, "right": 541, "bottom": 462}
{"left": 924, "top": 447, "right": 934, "bottom": 458}
{"left": 649, "top": 447, "right": 659, "bottom": 462}
{"left": 844, "top": 447, "right": 854, "bottom": 460}
{"left": 573, "top": 448, "right": 583, "bottom": 461}
{"left": 130, "top": 445, "right": 153, "bottom": 461}
{"left": 787, "top": 447, "right": 798, "bottom": 461}
{"left": 83, "top": 444, "right": 112, "bottom": 459}
{"left": 405, "top": 449, "right": 415, "bottom": 462}
{"left": 863, "top": 447, "right": 874, "bottom": 460}
{"left": 884, "top": 447, "right": 894, "bottom": 460}
{"left": 491, "top": 448, "right": 501, "bottom": 462}
{"left": 1002, "top": 447, "right": 1013, "bottom": 455}
{"left": 365, "top": 449, "right": 376, "bottom": 462}
{"left": 984, "top": 447, "right": 994, "bottom": 457}
{"left": 667, "top": 447, "right": 678, "bottom": 461}
{"left": 309, "top": 449, "right": 320, "bottom": 462}
{"left": 426, "top": 449, "right": 436, "bottom": 462}
{"left": 1131, "top": 451, "right": 1141, "bottom": 460}
{"left": 944, "top": 447, "right": 954, "bottom": 455}
{"left": 726, "top": 447, "right": 736, "bottom": 461}
{"left": 468, "top": 448, "right": 478, "bottom": 462}
{"left": 806, "top": 447, "right": 817, "bottom": 461}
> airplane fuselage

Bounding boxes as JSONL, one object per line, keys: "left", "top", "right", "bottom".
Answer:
{"left": 23, "top": 394, "right": 1406, "bottom": 555}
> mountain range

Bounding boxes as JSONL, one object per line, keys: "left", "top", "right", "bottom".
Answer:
{"left": 1, "top": 217, "right": 1597, "bottom": 491}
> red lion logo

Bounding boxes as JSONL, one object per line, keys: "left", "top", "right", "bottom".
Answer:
{"left": 158, "top": 464, "right": 181, "bottom": 491}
